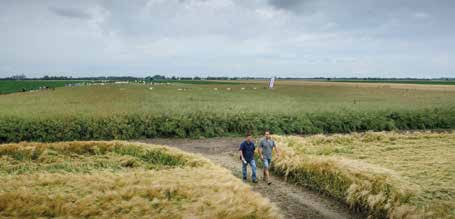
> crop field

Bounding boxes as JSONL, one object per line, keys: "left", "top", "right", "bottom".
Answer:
{"left": 0, "top": 80, "right": 454, "bottom": 218}
{"left": 0, "top": 80, "right": 90, "bottom": 94}
{"left": 1, "top": 80, "right": 455, "bottom": 142}
{"left": 318, "top": 79, "right": 455, "bottom": 86}
{"left": 0, "top": 141, "right": 280, "bottom": 218}
{"left": 1, "top": 81, "right": 455, "bottom": 116}
{"left": 272, "top": 131, "right": 455, "bottom": 218}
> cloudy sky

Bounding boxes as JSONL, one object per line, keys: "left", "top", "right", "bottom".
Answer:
{"left": 1, "top": 0, "right": 454, "bottom": 78}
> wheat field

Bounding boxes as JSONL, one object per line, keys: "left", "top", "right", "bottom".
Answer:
{"left": 272, "top": 131, "right": 455, "bottom": 218}
{"left": 0, "top": 141, "right": 281, "bottom": 218}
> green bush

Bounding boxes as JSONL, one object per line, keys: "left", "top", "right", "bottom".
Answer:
{"left": 0, "top": 108, "right": 454, "bottom": 143}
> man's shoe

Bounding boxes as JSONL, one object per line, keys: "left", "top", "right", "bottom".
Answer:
{"left": 252, "top": 179, "right": 258, "bottom": 183}
{"left": 267, "top": 181, "right": 272, "bottom": 185}
{"left": 242, "top": 178, "right": 247, "bottom": 182}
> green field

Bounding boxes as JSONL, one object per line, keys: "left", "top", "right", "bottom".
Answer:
{"left": 0, "top": 79, "right": 241, "bottom": 95}
{"left": 273, "top": 131, "right": 455, "bottom": 218}
{"left": 0, "top": 80, "right": 92, "bottom": 94}
{"left": 0, "top": 80, "right": 454, "bottom": 142}
{"left": 1, "top": 81, "right": 455, "bottom": 116}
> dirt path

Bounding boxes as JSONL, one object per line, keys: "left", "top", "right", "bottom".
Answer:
{"left": 139, "top": 138, "right": 364, "bottom": 219}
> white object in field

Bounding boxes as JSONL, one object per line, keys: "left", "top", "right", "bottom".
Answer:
{"left": 253, "top": 87, "right": 257, "bottom": 90}
{"left": 269, "top": 77, "right": 275, "bottom": 89}
{"left": 241, "top": 87, "right": 245, "bottom": 90}
{"left": 149, "top": 87, "right": 153, "bottom": 90}
{"left": 178, "top": 88, "right": 183, "bottom": 91}
{"left": 214, "top": 88, "right": 218, "bottom": 90}
{"left": 227, "top": 88, "right": 231, "bottom": 91}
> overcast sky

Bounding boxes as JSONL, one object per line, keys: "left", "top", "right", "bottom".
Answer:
{"left": 1, "top": 0, "right": 454, "bottom": 78}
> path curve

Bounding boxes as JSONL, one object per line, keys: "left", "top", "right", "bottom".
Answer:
{"left": 139, "top": 137, "right": 365, "bottom": 219}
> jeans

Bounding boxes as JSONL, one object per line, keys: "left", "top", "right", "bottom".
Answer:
{"left": 242, "top": 159, "right": 257, "bottom": 181}
{"left": 263, "top": 158, "right": 272, "bottom": 169}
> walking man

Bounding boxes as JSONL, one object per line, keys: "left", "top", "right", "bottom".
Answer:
{"left": 259, "top": 130, "right": 280, "bottom": 185}
{"left": 239, "top": 132, "right": 258, "bottom": 183}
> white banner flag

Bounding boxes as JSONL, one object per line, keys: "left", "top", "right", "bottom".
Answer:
{"left": 269, "top": 77, "right": 275, "bottom": 89}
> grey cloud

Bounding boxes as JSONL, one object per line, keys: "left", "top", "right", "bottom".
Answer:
{"left": 267, "top": 0, "right": 314, "bottom": 13}
{"left": 49, "top": 7, "right": 91, "bottom": 19}
{"left": 0, "top": 0, "right": 454, "bottom": 78}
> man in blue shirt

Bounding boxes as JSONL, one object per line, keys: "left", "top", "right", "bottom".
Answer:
{"left": 239, "top": 132, "right": 258, "bottom": 183}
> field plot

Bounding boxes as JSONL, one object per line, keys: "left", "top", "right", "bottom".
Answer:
{"left": 272, "top": 131, "right": 455, "bottom": 218}
{"left": 314, "top": 79, "right": 455, "bottom": 86}
{"left": 1, "top": 81, "right": 455, "bottom": 142}
{"left": 2, "top": 81, "right": 455, "bottom": 116}
{"left": 0, "top": 141, "right": 280, "bottom": 218}
{"left": 0, "top": 80, "right": 89, "bottom": 94}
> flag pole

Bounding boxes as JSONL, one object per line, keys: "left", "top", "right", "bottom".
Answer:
{"left": 269, "top": 76, "right": 275, "bottom": 89}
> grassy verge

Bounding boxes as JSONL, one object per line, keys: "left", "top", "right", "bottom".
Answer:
{"left": 0, "top": 141, "right": 281, "bottom": 218}
{"left": 271, "top": 131, "right": 455, "bottom": 218}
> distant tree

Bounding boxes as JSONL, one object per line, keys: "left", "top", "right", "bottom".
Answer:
{"left": 152, "top": 75, "right": 166, "bottom": 80}
{"left": 10, "top": 74, "right": 27, "bottom": 80}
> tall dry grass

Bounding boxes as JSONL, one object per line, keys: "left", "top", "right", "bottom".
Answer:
{"left": 272, "top": 131, "right": 455, "bottom": 218}
{"left": 0, "top": 141, "right": 281, "bottom": 218}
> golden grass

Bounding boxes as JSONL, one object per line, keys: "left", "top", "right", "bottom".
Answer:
{"left": 0, "top": 141, "right": 281, "bottom": 218}
{"left": 272, "top": 131, "right": 455, "bottom": 218}
{"left": 236, "top": 80, "right": 455, "bottom": 91}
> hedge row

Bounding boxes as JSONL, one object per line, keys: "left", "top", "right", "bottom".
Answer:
{"left": 1, "top": 108, "right": 454, "bottom": 143}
